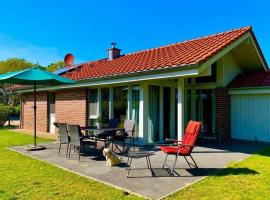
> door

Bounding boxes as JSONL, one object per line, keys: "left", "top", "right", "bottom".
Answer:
{"left": 48, "top": 93, "right": 56, "bottom": 133}
{"left": 232, "top": 94, "right": 270, "bottom": 142}
{"left": 195, "top": 89, "right": 216, "bottom": 138}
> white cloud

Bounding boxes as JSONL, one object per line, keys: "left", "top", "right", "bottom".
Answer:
{"left": 0, "top": 34, "right": 63, "bottom": 66}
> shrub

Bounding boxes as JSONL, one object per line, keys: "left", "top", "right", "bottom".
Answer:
{"left": 0, "top": 104, "right": 13, "bottom": 126}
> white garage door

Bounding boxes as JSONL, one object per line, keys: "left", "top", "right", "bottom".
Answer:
{"left": 231, "top": 94, "right": 270, "bottom": 142}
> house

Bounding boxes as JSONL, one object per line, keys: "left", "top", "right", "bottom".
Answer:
{"left": 17, "top": 26, "right": 270, "bottom": 144}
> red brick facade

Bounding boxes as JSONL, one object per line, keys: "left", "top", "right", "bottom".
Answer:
{"left": 20, "top": 89, "right": 88, "bottom": 133}
{"left": 216, "top": 87, "right": 231, "bottom": 142}
{"left": 55, "top": 89, "right": 87, "bottom": 127}
{"left": 21, "top": 92, "right": 48, "bottom": 132}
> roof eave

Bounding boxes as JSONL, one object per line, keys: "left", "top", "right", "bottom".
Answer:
{"left": 16, "top": 63, "right": 200, "bottom": 93}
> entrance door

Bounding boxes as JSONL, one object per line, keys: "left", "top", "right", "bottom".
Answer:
{"left": 48, "top": 93, "right": 56, "bottom": 133}
{"left": 195, "top": 89, "right": 216, "bottom": 138}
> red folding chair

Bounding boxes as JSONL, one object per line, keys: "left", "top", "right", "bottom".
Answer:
{"left": 160, "top": 120, "right": 201, "bottom": 175}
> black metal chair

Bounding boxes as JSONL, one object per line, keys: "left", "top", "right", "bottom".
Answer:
{"left": 112, "top": 120, "right": 136, "bottom": 153}
{"left": 57, "top": 123, "right": 70, "bottom": 157}
{"left": 67, "top": 124, "right": 96, "bottom": 160}
{"left": 95, "top": 119, "right": 119, "bottom": 148}
{"left": 67, "top": 124, "right": 82, "bottom": 160}
{"left": 108, "top": 119, "right": 119, "bottom": 129}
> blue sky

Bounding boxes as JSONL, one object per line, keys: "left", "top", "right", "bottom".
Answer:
{"left": 0, "top": 0, "right": 269, "bottom": 66}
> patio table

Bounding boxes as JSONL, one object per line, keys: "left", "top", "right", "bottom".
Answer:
{"left": 81, "top": 127, "right": 124, "bottom": 149}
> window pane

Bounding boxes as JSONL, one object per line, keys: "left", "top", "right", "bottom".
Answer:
{"left": 89, "top": 89, "right": 98, "bottom": 117}
{"left": 113, "top": 86, "right": 128, "bottom": 127}
{"left": 49, "top": 93, "right": 55, "bottom": 114}
{"left": 163, "top": 87, "right": 170, "bottom": 140}
{"left": 148, "top": 85, "right": 160, "bottom": 142}
{"left": 101, "top": 88, "right": 109, "bottom": 126}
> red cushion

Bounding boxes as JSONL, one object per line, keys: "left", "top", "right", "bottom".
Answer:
{"left": 182, "top": 121, "right": 201, "bottom": 148}
{"left": 160, "top": 146, "right": 190, "bottom": 156}
{"left": 160, "top": 120, "right": 202, "bottom": 156}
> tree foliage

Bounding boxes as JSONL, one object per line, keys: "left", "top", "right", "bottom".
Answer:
{"left": 0, "top": 58, "right": 37, "bottom": 74}
{"left": 46, "top": 61, "right": 66, "bottom": 72}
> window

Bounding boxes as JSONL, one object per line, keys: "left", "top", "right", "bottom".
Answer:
{"left": 113, "top": 86, "right": 128, "bottom": 127}
{"left": 196, "top": 62, "right": 217, "bottom": 83}
{"left": 101, "top": 88, "right": 109, "bottom": 126}
{"left": 88, "top": 89, "right": 98, "bottom": 126}
{"left": 148, "top": 85, "right": 160, "bottom": 142}
{"left": 48, "top": 93, "right": 55, "bottom": 114}
{"left": 163, "top": 87, "right": 170, "bottom": 140}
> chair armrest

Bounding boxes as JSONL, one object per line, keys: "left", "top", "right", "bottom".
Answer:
{"left": 179, "top": 143, "right": 194, "bottom": 147}
{"left": 165, "top": 138, "right": 182, "bottom": 145}
{"left": 165, "top": 138, "right": 182, "bottom": 142}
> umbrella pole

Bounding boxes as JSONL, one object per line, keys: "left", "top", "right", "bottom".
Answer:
{"left": 34, "top": 81, "right": 37, "bottom": 146}
{"left": 27, "top": 81, "right": 45, "bottom": 151}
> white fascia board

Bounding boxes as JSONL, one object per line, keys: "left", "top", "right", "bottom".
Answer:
{"left": 229, "top": 87, "right": 270, "bottom": 95}
{"left": 18, "top": 68, "right": 199, "bottom": 93}
{"left": 198, "top": 33, "right": 250, "bottom": 73}
{"left": 248, "top": 32, "right": 268, "bottom": 70}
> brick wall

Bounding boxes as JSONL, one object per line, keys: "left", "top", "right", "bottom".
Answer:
{"left": 55, "top": 89, "right": 87, "bottom": 127}
{"left": 21, "top": 92, "right": 48, "bottom": 132}
{"left": 216, "top": 87, "right": 231, "bottom": 142}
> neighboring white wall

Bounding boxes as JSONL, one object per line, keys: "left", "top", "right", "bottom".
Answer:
{"left": 231, "top": 94, "right": 270, "bottom": 142}
{"left": 217, "top": 52, "right": 242, "bottom": 87}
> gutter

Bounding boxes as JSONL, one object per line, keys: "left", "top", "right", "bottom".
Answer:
{"left": 228, "top": 86, "right": 270, "bottom": 95}
{"left": 16, "top": 63, "right": 200, "bottom": 93}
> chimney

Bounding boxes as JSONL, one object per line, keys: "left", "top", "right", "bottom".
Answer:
{"left": 107, "top": 42, "right": 121, "bottom": 60}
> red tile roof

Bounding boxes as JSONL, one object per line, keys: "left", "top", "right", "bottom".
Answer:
{"left": 62, "top": 27, "right": 253, "bottom": 80}
{"left": 229, "top": 71, "right": 270, "bottom": 88}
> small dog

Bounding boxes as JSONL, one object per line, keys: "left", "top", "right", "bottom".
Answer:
{"left": 103, "top": 148, "right": 121, "bottom": 167}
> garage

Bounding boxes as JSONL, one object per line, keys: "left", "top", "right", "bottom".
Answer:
{"left": 231, "top": 93, "right": 270, "bottom": 142}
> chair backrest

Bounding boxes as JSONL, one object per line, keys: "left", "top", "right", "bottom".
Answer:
{"left": 67, "top": 124, "right": 81, "bottom": 146}
{"left": 108, "top": 119, "right": 119, "bottom": 129}
{"left": 58, "top": 123, "right": 69, "bottom": 143}
{"left": 180, "top": 120, "right": 201, "bottom": 154}
{"left": 124, "top": 120, "right": 136, "bottom": 137}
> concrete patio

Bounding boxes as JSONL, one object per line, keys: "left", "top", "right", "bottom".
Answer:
{"left": 10, "top": 140, "right": 268, "bottom": 199}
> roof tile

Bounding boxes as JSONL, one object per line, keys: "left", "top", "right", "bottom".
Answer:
{"left": 228, "top": 71, "right": 270, "bottom": 88}
{"left": 61, "top": 27, "right": 252, "bottom": 80}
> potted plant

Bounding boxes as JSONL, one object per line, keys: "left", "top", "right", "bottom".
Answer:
{"left": 96, "top": 115, "right": 102, "bottom": 129}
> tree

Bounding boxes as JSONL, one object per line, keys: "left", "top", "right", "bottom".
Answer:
{"left": 0, "top": 58, "right": 37, "bottom": 74}
{"left": 46, "top": 61, "right": 66, "bottom": 72}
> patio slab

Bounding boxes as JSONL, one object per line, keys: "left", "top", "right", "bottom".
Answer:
{"left": 10, "top": 140, "right": 269, "bottom": 199}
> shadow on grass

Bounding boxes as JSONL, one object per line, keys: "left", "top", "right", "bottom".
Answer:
{"left": 255, "top": 148, "right": 270, "bottom": 157}
{"left": 0, "top": 190, "right": 4, "bottom": 194}
{"left": 150, "top": 167, "right": 259, "bottom": 178}
{"left": 194, "top": 167, "right": 259, "bottom": 176}
{"left": 0, "top": 125, "right": 17, "bottom": 130}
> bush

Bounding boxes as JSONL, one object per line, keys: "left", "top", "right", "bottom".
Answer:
{"left": 0, "top": 104, "right": 13, "bottom": 126}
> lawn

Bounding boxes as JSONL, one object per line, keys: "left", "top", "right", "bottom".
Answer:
{"left": 166, "top": 148, "right": 270, "bottom": 200}
{"left": 1, "top": 128, "right": 270, "bottom": 200}
{"left": 0, "top": 127, "right": 141, "bottom": 200}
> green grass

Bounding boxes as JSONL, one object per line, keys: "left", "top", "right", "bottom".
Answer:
{"left": 1, "top": 127, "right": 270, "bottom": 200}
{"left": 166, "top": 148, "right": 270, "bottom": 200}
{"left": 0, "top": 127, "right": 142, "bottom": 200}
